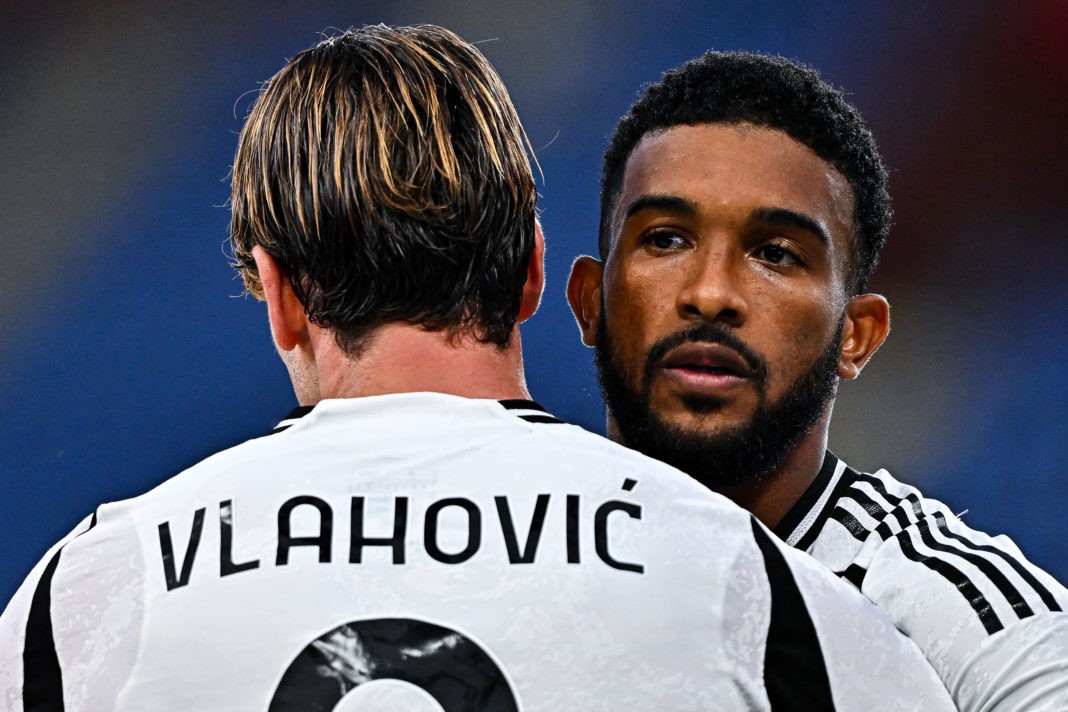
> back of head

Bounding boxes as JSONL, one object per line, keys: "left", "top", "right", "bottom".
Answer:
{"left": 600, "top": 51, "right": 890, "bottom": 294}
{"left": 230, "top": 24, "right": 537, "bottom": 353}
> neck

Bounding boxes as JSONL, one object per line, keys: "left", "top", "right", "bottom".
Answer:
{"left": 715, "top": 412, "right": 830, "bottom": 529}
{"left": 292, "top": 322, "right": 532, "bottom": 404}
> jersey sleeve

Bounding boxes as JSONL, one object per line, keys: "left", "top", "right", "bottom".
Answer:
{"left": 0, "top": 514, "right": 96, "bottom": 712}
{"left": 858, "top": 515, "right": 1068, "bottom": 711}
{"left": 807, "top": 468, "right": 1068, "bottom": 711}
{"left": 0, "top": 508, "right": 146, "bottom": 712}
{"left": 752, "top": 519, "right": 956, "bottom": 710}
{"left": 949, "top": 613, "right": 1068, "bottom": 711}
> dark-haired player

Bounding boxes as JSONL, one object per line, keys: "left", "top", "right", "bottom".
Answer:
{"left": 568, "top": 49, "right": 1068, "bottom": 710}
{"left": 0, "top": 27, "right": 951, "bottom": 710}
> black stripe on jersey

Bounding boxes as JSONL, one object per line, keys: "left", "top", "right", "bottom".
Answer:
{"left": 774, "top": 451, "right": 837, "bottom": 544}
{"left": 931, "top": 512, "right": 1063, "bottom": 613}
{"left": 498, "top": 399, "right": 550, "bottom": 412}
{"left": 815, "top": 482, "right": 892, "bottom": 542}
{"left": 23, "top": 514, "right": 99, "bottom": 711}
{"left": 828, "top": 506, "right": 869, "bottom": 540}
{"left": 517, "top": 414, "right": 564, "bottom": 424}
{"left": 498, "top": 400, "right": 565, "bottom": 424}
{"left": 849, "top": 472, "right": 901, "bottom": 513}
{"left": 824, "top": 473, "right": 1007, "bottom": 633}
{"left": 23, "top": 552, "right": 64, "bottom": 711}
{"left": 894, "top": 527, "right": 1005, "bottom": 634}
{"left": 905, "top": 496, "right": 1035, "bottom": 620}
{"left": 842, "top": 564, "right": 868, "bottom": 588}
{"left": 837, "top": 484, "right": 894, "bottom": 531}
{"left": 890, "top": 501, "right": 913, "bottom": 531}
{"left": 856, "top": 474, "right": 1013, "bottom": 633}
{"left": 789, "top": 454, "right": 861, "bottom": 552}
{"left": 873, "top": 519, "right": 894, "bottom": 541}
{"left": 270, "top": 406, "right": 315, "bottom": 434}
{"left": 751, "top": 519, "right": 835, "bottom": 711}
{"left": 860, "top": 473, "right": 1055, "bottom": 625}
{"left": 854, "top": 474, "right": 1005, "bottom": 630}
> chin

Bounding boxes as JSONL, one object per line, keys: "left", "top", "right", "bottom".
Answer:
{"left": 666, "top": 399, "right": 755, "bottom": 432}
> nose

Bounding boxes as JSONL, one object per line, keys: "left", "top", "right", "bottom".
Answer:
{"left": 675, "top": 248, "right": 748, "bottom": 327}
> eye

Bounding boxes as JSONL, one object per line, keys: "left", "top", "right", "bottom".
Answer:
{"left": 755, "top": 242, "right": 801, "bottom": 266}
{"left": 644, "top": 230, "right": 688, "bottom": 251}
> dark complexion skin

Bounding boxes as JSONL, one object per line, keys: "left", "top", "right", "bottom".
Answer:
{"left": 568, "top": 123, "right": 890, "bottom": 527}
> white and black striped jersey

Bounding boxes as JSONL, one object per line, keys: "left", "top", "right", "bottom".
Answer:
{"left": 775, "top": 451, "right": 1068, "bottom": 711}
{"left": 0, "top": 394, "right": 953, "bottom": 711}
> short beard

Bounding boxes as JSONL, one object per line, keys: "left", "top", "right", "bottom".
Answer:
{"left": 594, "top": 316, "right": 842, "bottom": 491}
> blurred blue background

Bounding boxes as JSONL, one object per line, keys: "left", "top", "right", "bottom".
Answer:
{"left": 2, "top": 1, "right": 1066, "bottom": 602}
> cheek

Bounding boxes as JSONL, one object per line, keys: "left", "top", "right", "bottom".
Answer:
{"left": 602, "top": 272, "right": 673, "bottom": 374}
{"left": 784, "top": 307, "right": 830, "bottom": 346}
{"left": 606, "top": 271, "right": 670, "bottom": 339}
{"left": 755, "top": 288, "right": 841, "bottom": 378}
{"left": 608, "top": 262, "right": 680, "bottom": 322}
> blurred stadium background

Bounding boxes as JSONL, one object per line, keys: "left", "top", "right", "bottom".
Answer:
{"left": 2, "top": 1, "right": 1066, "bottom": 602}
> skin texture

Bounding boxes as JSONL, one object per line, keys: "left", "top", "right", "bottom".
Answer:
{"left": 252, "top": 224, "right": 545, "bottom": 405}
{"left": 568, "top": 123, "right": 890, "bottom": 527}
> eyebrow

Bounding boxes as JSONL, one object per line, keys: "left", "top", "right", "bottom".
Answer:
{"left": 620, "top": 196, "right": 833, "bottom": 246}
{"left": 622, "top": 194, "right": 698, "bottom": 221}
{"left": 753, "top": 207, "right": 830, "bottom": 245}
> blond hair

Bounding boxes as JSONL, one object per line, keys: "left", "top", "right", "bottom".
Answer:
{"left": 230, "top": 24, "right": 537, "bottom": 351}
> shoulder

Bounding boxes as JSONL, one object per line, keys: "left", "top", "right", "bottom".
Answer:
{"left": 832, "top": 466, "right": 1067, "bottom": 636}
{"left": 800, "top": 460, "right": 1068, "bottom": 706}
{"left": 752, "top": 518, "right": 956, "bottom": 710}
{"left": 798, "top": 461, "right": 1068, "bottom": 632}
{"left": 0, "top": 512, "right": 111, "bottom": 708}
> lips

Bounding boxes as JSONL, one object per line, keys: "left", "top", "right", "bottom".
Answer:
{"left": 659, "top": 343, "right": 756, "bottom": 377}
{"left": 657, "top": 342, "right": 756, "bottom": 393}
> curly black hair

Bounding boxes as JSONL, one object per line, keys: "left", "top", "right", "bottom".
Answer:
{"left": 600, "top": 51, "right": 890, "bottom": 294}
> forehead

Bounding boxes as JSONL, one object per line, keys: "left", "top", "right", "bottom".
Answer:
{"left": 613, "top": 123, "right": 855, "bottom": 251}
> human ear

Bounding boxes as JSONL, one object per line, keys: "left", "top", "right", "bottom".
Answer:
{"left": 566, "top": 255, "right": 604, "bottom": 347}
{"left": 517, "top": 222, "right": 546, "bottom": 323}
{"left": 250, "top": 246, "right": 308, "bottom": 352}
{"left": 838, "top": 293, "right": 890, "bottom": 379}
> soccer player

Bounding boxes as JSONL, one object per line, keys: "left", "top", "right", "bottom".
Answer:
{"left": 0, "top": 26, "right": 953, "bottom": 711}
{"left": 567, "top": 50, "right": 1068, "bottom": 710}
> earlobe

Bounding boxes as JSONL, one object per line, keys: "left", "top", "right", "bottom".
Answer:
{"left": 838, "top": 293, "right": 890, "bottom": 379}
{"left": 517, "top": 222, "right": 546, "bottom": 323}
{"left": 251, "top": 246, "right": 308, "bottom": 352}
{"left": 566, "top": 256, "right": 604, "bottom": 347}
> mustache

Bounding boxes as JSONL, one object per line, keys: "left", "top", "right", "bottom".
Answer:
{"left": 644, "top": 323, "right": 768, "bottom": 384}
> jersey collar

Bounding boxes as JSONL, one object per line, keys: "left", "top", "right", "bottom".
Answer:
{"left": 269, "top": 397, "right": 560, "bottom": 434}
{"left": 774, "top": 450, "right": 843, "bottom": 547}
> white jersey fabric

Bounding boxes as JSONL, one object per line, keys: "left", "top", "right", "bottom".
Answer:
{"left": 776, "top": 451, "right": 1068, "bottom": 711}
{"left": 1, "top": 394, "right": 953, "bottom": 711}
